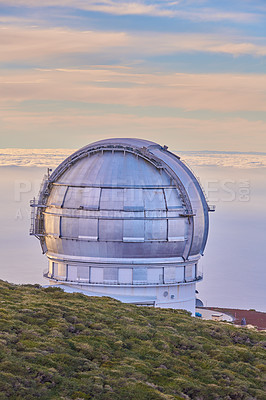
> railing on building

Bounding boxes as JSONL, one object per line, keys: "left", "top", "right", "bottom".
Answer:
{"left": 29, "top": 198, "right": 37, "bottom": 235}
{"left": 43, "top": 270, "right": 203, "bottom": 285}
{"left": 30, "top": 198, "right": 45, "bottom": 237}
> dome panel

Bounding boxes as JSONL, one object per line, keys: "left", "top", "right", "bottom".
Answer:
{"left": 100, "top": 188, "right": 124, "bottom": 210}
{"left": 63, "top": 187, "right": 101, "bottom": 210}
{"left": 58, "top": 149, "right": 171, "bottom": 187}
{"left": 46, "top": 185, "right": 67, "bottom": 207}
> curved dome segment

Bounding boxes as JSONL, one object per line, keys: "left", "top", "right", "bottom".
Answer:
{"left": 30, "top": 138, "right": 213, "bottom": 315}
{"left": 148, "top": 146, "right": 209, "bottom": 256}
{"left": 43, "top": 151, "right": 188, "bottom": 260}
{"left": 48, "top": 138, "right": 160, "bottom": 184}
{"left": 36, "top": 138, "right": 211, "bottom": 262}
{"left": 55, "top": 150, "right": 171, "bottom": 187}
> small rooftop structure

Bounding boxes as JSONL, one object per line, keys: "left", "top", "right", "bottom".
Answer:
{"left": 212, "top": 313, "right": 223, "bottom": 321}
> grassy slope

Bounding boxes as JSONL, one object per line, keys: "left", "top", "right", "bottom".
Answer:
{"left": 0, "top": 280, "right": 265, "bottom": 400}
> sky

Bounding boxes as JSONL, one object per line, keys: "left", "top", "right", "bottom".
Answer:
{"left": 0, "top": 1, "right": 266, "bottom": 151}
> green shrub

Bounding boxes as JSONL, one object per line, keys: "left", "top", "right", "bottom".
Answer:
{"left": 0, "top": 280, "right": 265, "bottom": 400}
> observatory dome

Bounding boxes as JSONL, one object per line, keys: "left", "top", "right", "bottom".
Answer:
{"left": 31, "top": 138, "right": 213, "bottom": 314}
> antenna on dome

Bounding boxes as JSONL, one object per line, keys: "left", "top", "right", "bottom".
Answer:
{"left": 47, "top": 168, "right": 52, "bottom": 179}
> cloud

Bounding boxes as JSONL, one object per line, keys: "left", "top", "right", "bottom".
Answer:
{"left": 0, "top": 26, "right": 129, "bottom": 62}
{"left": 1, "top": 105, "right": 266, "bottom": 151}
{"left": 0, "top": 1, "right": 259, "bottom": 23}
{"left": 135, "top": 33, "right": 266, "bottom": 56}
{"left": 1, "top": 25, "right": 266, "bottom": 68}
{"left": 1, "top": 147, "right": 266, "bottom": 168}
{"left": 0, "top": 0, "right": 174, "bottom": 17}
{"left": 0, "top": 148, "right": 74, "bottom": 167}
{"left": 1, "top": 67, "right": 266, "bottom": 112}
{"left": 177, "top": 8, "right": 259, "bottom": 23}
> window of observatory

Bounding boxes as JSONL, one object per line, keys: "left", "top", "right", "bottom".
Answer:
{"left": 147, "top": 268, "right": 163, "bottom": 284}
{"left": 90, "top": 267, "right": 104, "bottom": 283}
{"left": 176, "top": 266, "right": 184, "bottom": 283}
{"left": 68, "top": 265, "right": 78, "bottom": 281}
{"left": 52, "top": 262, "right": 58, "bottom": 278}
{"left": 118, "top": 268, "right": 132, "bottom": 284}
{"left": 185, "top": 265, "right": 194, "bottom": 281}
{"left": 77, "top": 266, "right": 89, "bottom": 281}
{"left": 53, "top": 263, "right": 66, "bottom": 279}
{"left": 48, "top": 261, "right": 53, "bottom": 277}
{"left": 133, "top": 268, "right": 147, "bottom": 284}
{"left": 164, "top": 267, "right": 176, "bottom": 283}
{"left": 53, "top": 263, "right": 66, "bottom": 280}
{"left": 103, "top": 268, "right": 118, "bottom": 283}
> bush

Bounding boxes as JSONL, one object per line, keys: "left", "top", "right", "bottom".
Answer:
{"left": 0, "top": 280, "right": 265, "bottom": 400}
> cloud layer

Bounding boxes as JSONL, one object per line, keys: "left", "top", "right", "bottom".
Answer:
{"left": 1, "top": 25, "right": 266, "bottom": 64}
{"left": 1, "top": 67, "right": 266, "bottom": 112}
{"left": 1, "top": 148, "right": 266, "bottom": 168}
{"left": 0, "top": 1, "right": 259, "bottom": 22}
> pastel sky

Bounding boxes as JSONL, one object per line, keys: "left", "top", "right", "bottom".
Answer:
{"left": 0, "top": 1, "right": 266, "bottom": 151}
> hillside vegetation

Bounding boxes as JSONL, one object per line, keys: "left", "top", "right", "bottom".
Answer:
{"left": 0, "top": 280, "right": 265, "bottom": 400}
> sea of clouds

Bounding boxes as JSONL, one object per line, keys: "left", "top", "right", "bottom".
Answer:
{"left": 1, "top": 148, "right": 266, "bottom": 168}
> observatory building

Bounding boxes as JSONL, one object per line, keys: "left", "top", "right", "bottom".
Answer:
{"left": 30, "top": 138, "right": 213, "bottom": 314}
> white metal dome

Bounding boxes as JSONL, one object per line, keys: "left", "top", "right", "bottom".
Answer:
{"left": 31, "top": 138, "right": 213, "bottom": 314}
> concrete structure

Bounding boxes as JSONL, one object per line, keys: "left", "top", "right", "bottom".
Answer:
{"left": 30, "top": 138, "right": 214, "bottom": 315}
{"left": 195, "top": 308, "right": 234, "bottom": 322}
